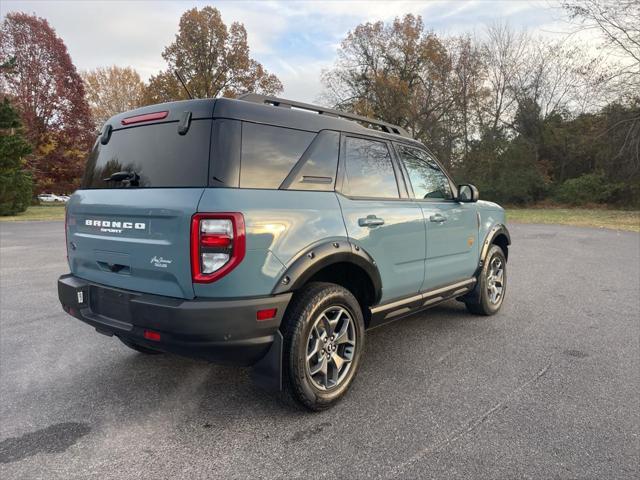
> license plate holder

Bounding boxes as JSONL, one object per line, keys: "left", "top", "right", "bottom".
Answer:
{"left": 89, "top": 286, "right": 132, "bottom": 322}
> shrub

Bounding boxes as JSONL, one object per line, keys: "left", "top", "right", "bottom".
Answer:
{"left": 553, "top": 172, "right": 624, "bottom": 206}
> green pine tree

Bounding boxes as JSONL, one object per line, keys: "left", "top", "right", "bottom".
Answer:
{"left": 0, "top": 97, "right": 33, "bottom": 215}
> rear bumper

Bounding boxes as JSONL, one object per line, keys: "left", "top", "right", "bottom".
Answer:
{"left": 57, "top": 274, "right": 292, "bottom": 366}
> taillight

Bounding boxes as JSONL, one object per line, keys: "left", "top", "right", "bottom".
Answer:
{"left": 191, "top": 213, "right": 246, "bottom": 283}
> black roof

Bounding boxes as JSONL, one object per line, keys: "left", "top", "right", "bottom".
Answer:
{"left": 105, "top": 95, "right": 423, "bottom": 147}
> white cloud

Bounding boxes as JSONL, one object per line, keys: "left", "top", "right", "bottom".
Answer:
{"left": 2, "top": 0, "right": 592, "bottom": 103}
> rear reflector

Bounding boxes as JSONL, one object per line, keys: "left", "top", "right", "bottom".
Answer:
{"left": 121, "top": 111, "right": 169, "bottom": 125}
{"left": 143, "top": 330, "right": 161, "bottom": 341}
{"left": 256, "top": 308, "right": 277, "bottom": 321}
{"left": 201, "top": 234, "right": 232, "bottom": 248}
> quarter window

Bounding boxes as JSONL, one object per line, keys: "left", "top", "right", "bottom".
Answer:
{"left": 285, "top": 130, "right": 339, "bottom": 191}
{"left": 396, "top": 145, "right": 453, "bottom": 200}
{"left": 240, "top": 123, "right": 314, "bottom": 189}
{"left": 343, "top": 137, "right": 399, "bottom": 198}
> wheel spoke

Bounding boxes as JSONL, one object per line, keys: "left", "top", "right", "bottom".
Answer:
{"left": 327, "top": 308, "right": 343, "bottom": 335}
{"left": 309, "top": 355, "right": 327, "bottom": 377}
{"left": 323, "top": 356, "right": 332, "bottom": 387}
{"left": 306, "top": 338, "right": 320, "bottom": 361}
{"left": 331, "top": 352, "right": 345, "bottom": 371}
{"left": 334, "top": 316, "right": 353, "bottom": 345}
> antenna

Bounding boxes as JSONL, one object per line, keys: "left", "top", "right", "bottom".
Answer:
{"left": 174, "top": 70, "right": 194, "bottom": 99}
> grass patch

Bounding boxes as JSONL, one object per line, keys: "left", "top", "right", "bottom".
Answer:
{"left": 507, "top": 208, "right": 640, "bottom": 232}
{"left": 1, "top": 204, "right": 638, "bottom": 232}
{"left": 0, "top": 204, "right": 66, "bottom": 222}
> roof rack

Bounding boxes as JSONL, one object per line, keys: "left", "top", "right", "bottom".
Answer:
{"left": 237, "top": 93, "right": 412, "bottom": 138}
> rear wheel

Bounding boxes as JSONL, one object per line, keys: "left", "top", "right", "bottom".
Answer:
{"left": 119, "top": 337, "right": 163, "bottom": 355}
{"left": 280, "top": 282, "right": 365, "bottom": 411}
{"left": 465, "top": 244, "right": 507, "bottom": 316}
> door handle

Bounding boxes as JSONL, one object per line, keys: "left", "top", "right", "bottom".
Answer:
{"left": 358, "top": 215, "right": 385, "bottom": 227}
{"left": 429, "top": 214, "right": 447, "bottom": 223}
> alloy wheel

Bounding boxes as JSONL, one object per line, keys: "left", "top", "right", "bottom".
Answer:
{"left": 486, "top": 255, "right": 505, "bottom": 305}
{"left": 305, "top": 306, "right": 356, "bottom": 390}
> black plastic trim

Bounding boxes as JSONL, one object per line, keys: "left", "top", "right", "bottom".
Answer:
{"left": 368, "top": 278, "right": 476, "bottom": 328}
{"left": 58, "top": 274, "right": 292, "bottom": 366}
{"left": 178, "top": 111, "right": 192, "bottom": 135}
{"left": 100, "top": 124, "right": 112, "bottom": 145}
{"left": 271, "top": 239, "right": 383, "bottom": 304}
{"left": 479, "top": 223, "right": 511, "bottom": 266}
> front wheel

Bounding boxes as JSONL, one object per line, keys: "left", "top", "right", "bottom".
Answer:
{"left": 465, "top": 244, "right": 507, "bottom": 316}
{"left": 280, "top": 282, "right": 365, "bottom": 411}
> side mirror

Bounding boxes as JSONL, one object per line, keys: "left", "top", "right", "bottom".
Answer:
{"left": 457, "top": 184, "right": 479, "bottom": 202}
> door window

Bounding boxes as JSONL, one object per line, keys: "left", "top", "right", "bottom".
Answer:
{"left": 343, "top": 137, "right": 399, "bottom": 198}
{"left": 396, "top": 145, "right": 453, "bottom": 200}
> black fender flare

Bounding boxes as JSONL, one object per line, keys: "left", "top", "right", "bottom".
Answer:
{"left": 479, "top": 223, "right": 511, "bottom": 267}
{"left": 271, "top": 238, "right": 382, "bottom": 304}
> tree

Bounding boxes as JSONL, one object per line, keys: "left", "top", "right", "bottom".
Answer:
{"left": 0, "top": 97, "right": 33, "bottom": 215}
{"left": 142, "top": 6, "right": 282, "bottom": 104}
{"left": 83, "top": 66, "right": 146, "bottom": 127}
{"left": 563, "top": 0, "right": 640, "bottom": 96}
{"left": 0, "top": 12, "right": 94, "bottom": 193}
{"left": 562, "top": 0, "right": 640, "bottom": 175}
{"left": 322, "top": 14, "right": 487, "bottom": 168}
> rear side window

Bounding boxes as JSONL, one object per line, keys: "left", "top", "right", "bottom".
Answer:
{"left": 342, "top": 137, "right": 399, "bottom": 198}
{"left": 240, "top": 123, "right": 314, "bottom": 189}
{"left": 82, "top": 120, "right": 211, "bottom": 188}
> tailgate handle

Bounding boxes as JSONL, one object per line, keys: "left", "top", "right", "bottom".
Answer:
{"left": 97, "top": 261, "right": 130, "bottom": 274}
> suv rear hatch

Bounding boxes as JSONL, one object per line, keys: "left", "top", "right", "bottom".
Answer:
{"left": 66, "top": 100, "right": 216, "bottom": 300}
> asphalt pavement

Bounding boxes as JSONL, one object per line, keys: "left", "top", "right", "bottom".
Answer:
{"left": 0, "top": 220, "right": 638, "bottom": 479}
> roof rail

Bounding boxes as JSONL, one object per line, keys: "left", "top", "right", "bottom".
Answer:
{"left": 237, "top": 93, "right": 412, "bottom": 138}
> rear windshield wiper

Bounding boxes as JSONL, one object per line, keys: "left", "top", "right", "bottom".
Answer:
{"left": 103, "top": 171, "right": 140, "bottom": 187}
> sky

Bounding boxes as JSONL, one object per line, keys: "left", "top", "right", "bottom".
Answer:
{"left": 1, "top": 0, "right": 587, "bottom": 103}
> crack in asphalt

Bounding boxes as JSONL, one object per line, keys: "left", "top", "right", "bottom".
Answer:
{"left": 386, "top": 358, "right": 553, "bottom": 478}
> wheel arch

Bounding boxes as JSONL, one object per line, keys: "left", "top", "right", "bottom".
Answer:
{"left": 271, "top": 240, "right": 382, "bottom": 321}
{"left": 479, "top": 223, "right": 511, "bottom": 266}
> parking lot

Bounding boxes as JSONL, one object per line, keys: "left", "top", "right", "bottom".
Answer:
{"left": 1, "top": 221, "right": 638, "bottom": 479}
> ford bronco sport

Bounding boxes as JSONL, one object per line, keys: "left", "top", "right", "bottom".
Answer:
{"left": 58, "top": 94, "right": 510, "bottom": 410}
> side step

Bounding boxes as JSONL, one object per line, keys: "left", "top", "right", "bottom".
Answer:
{"left": 368, "top": 278, "right": 477, "bottom": 329}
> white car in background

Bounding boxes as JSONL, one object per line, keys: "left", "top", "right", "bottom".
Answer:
{"left": 38, "top": 193, "right": 69, "bottom": 203}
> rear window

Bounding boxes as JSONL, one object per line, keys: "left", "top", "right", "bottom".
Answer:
{"left": 240, "top": 123, "right": 314, "bottom": 189}
{"left": 81, "top": 120, "right": 212, "bottom": 188}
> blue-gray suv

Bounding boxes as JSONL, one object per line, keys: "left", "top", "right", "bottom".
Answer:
{"left": 58, "top": 94, "right": 510, "bottom": 410}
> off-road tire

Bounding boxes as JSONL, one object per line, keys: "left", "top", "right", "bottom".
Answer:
{"left": 280, "top": 282, "right": 365, "bottom": 411}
